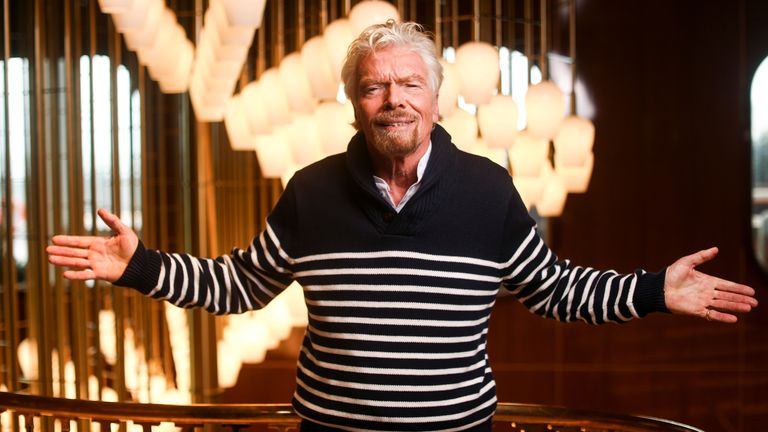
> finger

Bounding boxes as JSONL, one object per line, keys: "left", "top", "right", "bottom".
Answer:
{"left": 706, "top": 309, "right": 738, "bottom": 324}
{"left": 679, "top": 247, "right": 719, "bottom": 269}
{"left": 97, "top": 208, "right": 131, "bottom": 236}
{"left": 46, "top": 245, "right": 90, "bottom": 259}
{"left": 714, "top": 279, "right": 757, "bottom": 297}
{"left": 48, "top": 254, "right": 92, "bottom": 269}
{"left": 713, "top": 290, "right": 758, "bottom": 308}
{"left": 51, "top": 234, "right": 101, "bottom": 248}
{"left": 62, "top": 269, "right": 98, "bottom": 281}
{"left": 711, "top": 299, "right": 755, "bottom": 314}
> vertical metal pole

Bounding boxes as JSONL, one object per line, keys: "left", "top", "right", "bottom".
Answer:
{"left": 540, "top": 0, "right": 548, "bottom": 79}
{"left": 0, "top": 0, "right": 19, "bottom": 394}
{"left": 569, "top": 0, "right": 576, "bottom": 114}
{"left": 472, "top": 0, "right": 480, "bottom": 41}
{"left": 524, "top": 0, "right": 533, "bottom": 84}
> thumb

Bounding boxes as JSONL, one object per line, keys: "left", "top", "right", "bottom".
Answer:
{"left": 97, "top": 208, "right": 130, "bottom": 236}
{"left": 677, "top": 247, "right": 719, "bottom": 270}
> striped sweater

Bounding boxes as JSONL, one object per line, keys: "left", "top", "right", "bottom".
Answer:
{"left": 116, "top": 124, "right": 668, "bottom": 431}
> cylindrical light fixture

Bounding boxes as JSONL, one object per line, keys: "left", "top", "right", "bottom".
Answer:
{"left": 224, "top": 95, "right": 255, "bottom": 151}
{"left": 259, "top": 68, "right": 293, "bottom": 126}
{"left": 315, "top": 101, "right": 356, "bottom": 154}
{"left": 439, "top": 108, "right": 477, "bottom": 152}
{"left": 438, "top": 59, "right": 460, "bottom": 118}
{"left": 348, "top": 0, "right": 401, "bottom": 35}
{"left": 301, "top": 36, "right": 340, "bottom": 101}
{"left": 478, "top": 95, "right": 519, "bottom": 149}
{"left": 323, "top": 19, "right": 355, "bottom": 84}
{"left": 525, "top": 80, "right": 566, "bottom": 140}
{"left": 509, "top": 130, "right": 549, "bottom": 177}
{"left": 455, "top": 42, "right": 499, "bottom": 105}
{"left": 553, "top": 114, "right": 595, "bottom": 167}
{"left": 218, "top": 0, "right": 267, "bottom": 28}
{"left": 240, "top": 81, "right": 272, "bottom": 136}
{"left": 279, "top": 52, "right": 318, "bottom": 114}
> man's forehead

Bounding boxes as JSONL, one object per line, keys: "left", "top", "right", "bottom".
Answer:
{"left": 358, "top": 48, "right": 428, "bottom": 79}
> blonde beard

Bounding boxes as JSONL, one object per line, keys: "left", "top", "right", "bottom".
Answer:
{"left": 371, "top": 127, "right": 422, "bottom": 158}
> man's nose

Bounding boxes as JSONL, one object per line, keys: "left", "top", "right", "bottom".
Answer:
{"left": 384, "top": 84, "right": 405, "bottom": 108}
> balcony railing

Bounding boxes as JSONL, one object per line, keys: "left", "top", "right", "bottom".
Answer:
{"left": 0, "top": 391, "right": 704, "bottom": 432}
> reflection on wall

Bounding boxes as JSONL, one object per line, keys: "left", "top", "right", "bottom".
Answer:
{"left": 751, "top": 56, "right": 768, "bottom": 271}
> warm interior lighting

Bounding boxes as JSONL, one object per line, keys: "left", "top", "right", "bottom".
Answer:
{"left": 217, "top": 0, "right": 267, "bottom": 28}
{"left": 348, "top": 0, "right": 401, "bottom": 35}
{"left": 279, "top": 52, "right": 318, "bottom": 114}
{"left": 525, "top": 80, "right": 566, "bottom": 140}
{"left": 477, "top": 95, "right": 519, "bottom": 149}
{"left": 439, "top": 108, "right": 478, "bottom": 152}
{"left": 554, "top": 114, "right": 595, "bottom": 167}
{"left": 301, "top": 36, "right": 339, "bottom": 101}
{"left": 454, "top": 42, "right": 500, "bottom": 105}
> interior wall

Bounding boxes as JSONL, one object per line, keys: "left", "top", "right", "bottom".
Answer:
{"left": 488, "top": 0, "right": 768, "bottom": 430}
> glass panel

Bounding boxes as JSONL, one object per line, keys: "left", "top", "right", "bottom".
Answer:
{"left": 751, "top": 57, "right": 768, "bottom": 273}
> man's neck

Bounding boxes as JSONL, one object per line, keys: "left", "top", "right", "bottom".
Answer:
{"left": 369, "top": 142, "right": 430, "bottom": 206}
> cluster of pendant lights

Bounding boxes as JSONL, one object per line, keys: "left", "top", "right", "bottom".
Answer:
{"left": 98, "top": 0, "right": 594, "bottom": 216}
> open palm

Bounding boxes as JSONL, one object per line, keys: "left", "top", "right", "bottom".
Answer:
{"left": 46, "top": 208, "right": 138, "bottom": 283}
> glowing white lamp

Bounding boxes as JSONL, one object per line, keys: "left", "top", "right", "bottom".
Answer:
{"left": 438, "top": 59, "right": 459, "bottom": 118}
{"left": 17, "top": 338, "right": 38, "bottom": 380}
{"left": 439, "top": 108, "right": 477, "bottom": 152}
{"left": 135, "top": 7, "right": 177, "bottom": 67}
{"left": 301, "top": 36, "right": 339, "bottom": 101}
{"left": 279, "top": 52, "right": 318, "bottom": 114}
{"left": 315, "top": 101, "right": 356, "bottom": 154}
{"left": 111, "top": 0, "right": 152, "bottom": 33}
{"left": 99, "top": 310, "right": 117, "bottom": 366}
{"left": 207, "top": 1, "right": 256, "bottom": 46}
{"left": 348, "top": 0, "right": 401, "bottom": 35}
{"left": 537, "top": 174, "right": 568, "bottom": 216}
{"left": 525, "top": 80, "right": 566, "bottom": 140}
{"left": 467, "top": 137, "right": 508, "bottom": 167}
{"left": 218, "top": 0, "right": 267, "bottom": 28}
{"left": 203, "top": 16, "right": 251, "bottom": 64}
{"left": 323, "top": 19, "right": 355, "bottom": 82}
{"left": 478, "top": 95, "right": 519, "bottom": 149}
{"left": 240, "top": 81, "right": 272, "bottom": 135}
{"left": 281, "top": 282, "right": 308, "bottom": 327}
{"left": 122, "top": 1, "right": 164, "bottom": 50}
{"left": 455, "top": 42, "right": 499, "bottom": 105}
{"left": 513, "top": 175, "right": 546, "bottom": 210}
{"left": 287, "top": 114, "right": 324, "bottom": 166}
{"left": 225, "top": 315, "right": 270, "bottom": 362}
{"left": 259, "top": 300, "right": 293, "bottom": 342}
{"left": 216, "top": 339, "right": 243, "bottom": 388}
{"left": 98, "top": 0, "right": 132, "bottom": 14}
{"left": 224, "top": 95, "right": 255, "bottom": 151}
{"left": 509, "top": 131, "right": 550, "bottom": 177}
{"left": 255, "top": 130, "right": 294, "bottom": 178}
{"left": 259, "top": 68, "right": 293, "bottom": 126}
{"left": 553, "top": 114, "right": 595, "bottom": 167}
{"left": 158, "top": 38, "right": 194, "bottom": 94}
{"left": 555, "top": 152, "right": 594, "bottom": 193}
{"left": 189, "top": 75, "right": 227, "bottom": 122}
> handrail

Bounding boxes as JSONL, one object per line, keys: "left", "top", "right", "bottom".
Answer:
{"left": 0, "top": 391, "right": 704, "bottom": 432}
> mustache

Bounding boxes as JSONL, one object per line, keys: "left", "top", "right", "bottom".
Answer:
{"left": 373, "top": 111, "right": 419, "bottom": 124}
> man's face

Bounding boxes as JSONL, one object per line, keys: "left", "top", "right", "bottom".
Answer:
{"left": 353, "top": 46, "right": 439, "bottom": 159}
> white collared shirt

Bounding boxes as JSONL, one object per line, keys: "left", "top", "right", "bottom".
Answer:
{"left": 373, "top": 143, "right": 432, "bottom": 213}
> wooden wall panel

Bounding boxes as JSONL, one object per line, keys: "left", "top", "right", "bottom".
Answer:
{"left": 489, "top": 0, "right": 768, "bottom": 430}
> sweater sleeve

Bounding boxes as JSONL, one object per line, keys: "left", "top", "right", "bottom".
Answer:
{"left": 112, "top": 183, "right": 299, "bottom": 315}
{"left": 498, "top": 185, "right": 668, "bottom": 324}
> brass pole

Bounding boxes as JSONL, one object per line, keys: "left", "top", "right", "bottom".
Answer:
{"left": 1, "top": 0, "right": 19, "bottom": 394}
{"left": 540, "top": 0, "right": 548, "bottom": 79}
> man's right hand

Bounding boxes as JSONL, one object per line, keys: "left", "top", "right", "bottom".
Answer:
{"left": 46, "top": 208, "right": 139, "bottom": 283}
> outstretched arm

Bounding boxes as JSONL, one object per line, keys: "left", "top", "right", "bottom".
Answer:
{"left": 664, "top": 247, "right": 758, "bottom": 323}
{"left": 46, "top": 208, "right": 138, "bottom": 283}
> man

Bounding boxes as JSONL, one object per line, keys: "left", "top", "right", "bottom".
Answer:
{"left": 47, "top": 21, "right": 757, "bottom": 432}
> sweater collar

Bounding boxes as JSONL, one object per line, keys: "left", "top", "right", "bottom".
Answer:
{"left": 345, "top": 123, "right": 455, "bottom": 199}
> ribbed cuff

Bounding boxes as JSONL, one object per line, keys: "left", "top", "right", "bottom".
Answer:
{"left": 112, "top": 241, "right": 162, "bottom": 294}
{"left": 632, "top": 268, "right": 669, "bottom": 316}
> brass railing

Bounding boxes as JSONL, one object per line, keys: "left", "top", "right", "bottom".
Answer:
{"left": 0, "top": 391, "right": 704, "bottom": 432}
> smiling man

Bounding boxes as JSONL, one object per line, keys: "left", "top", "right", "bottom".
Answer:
{"left": 47, "top": 21, "right": 757, "bottom": 432}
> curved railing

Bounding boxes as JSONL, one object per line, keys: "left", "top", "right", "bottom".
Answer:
{"left": 0, "top": 391, "right": 704, "bottom": 432}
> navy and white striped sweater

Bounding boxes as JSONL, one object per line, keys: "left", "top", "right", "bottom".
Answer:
{"left": 116, "top": 125, "right": 667, "bottom": 431}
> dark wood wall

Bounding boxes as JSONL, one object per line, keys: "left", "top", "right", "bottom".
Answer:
{"left": 488, "top": 0, "right": 768, "bottom": 430}
{"left": 224, "top": 0, "right": 768, "bottom": 430}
